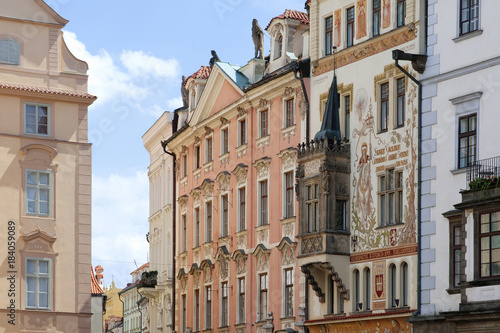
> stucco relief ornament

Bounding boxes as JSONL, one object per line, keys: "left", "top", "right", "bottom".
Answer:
{"left": 194, "top": 136, "right": 201, "bottom": 144}
{"left": 204, "top": 266, "right": 213, "bottom": 283}
{"left": 181, "top": 145, "right": 188, "bottom": 154}
{"left": 180, "top": 276, "right": 187, "bottom": 293}
{"left": 284, "top": 86, "right": 295, "bottom": 97}
{"left": 283, "top": 222, "right": 294, "bottom": 238}
{"left": 193, "top": 272, "right": 200, "bottom": 288}
{"left": 219, "top": 257, "right": 228, "bottom": 280}
{"left": 204, "top": 245, "right": 212, "bottom": 258}
{"left": 299, "top": 92, "right": 307, "bottom": 120}
{"left": 258, "top": 229, "right": 267, "bottom": 243}
{"left": 236, "top": 258, "right": 247, "bottom": 275}
{"left": 258, "top": 98, "right": 270, "bottom": 110}
{"left": 237, "top": 107, "right": 247, "bottom": 117}
{"left": 257, "top": 253, "right": 269, "bottom": 271}
{"left": 237, "top": 234, "right": 246, "bottom": 248}
{"left": 254, "top": 158, "right": 271, "bottom": 179}
{"left": 217, "top": 172, "right": 231, "bottom": 192}
{"left": 282, "top": 246, "right": 295, "bottom": 266}
{"left": 204, "top": 126, "right": 213, "bottom": 136}
{"left": 220, "top": 116, "right": 229, "bottom": 126}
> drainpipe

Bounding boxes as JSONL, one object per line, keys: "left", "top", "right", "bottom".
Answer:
{"left": 118, "top": 293, "right": 124, "bottom": 331}
{"left": 293, "top": 59, "right": 311, "bottom": 143}
{"left": 137, "top": 288, "right": 144, "bottom": 332}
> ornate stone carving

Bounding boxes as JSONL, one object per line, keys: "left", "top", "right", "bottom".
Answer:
{"left": 284, "top": 86, "right": 295, "bottom": 97}
{"left": 191, "top": 188, "right": 201, "bottom": 206}
{"left": 194, "top": 136, "right": 201, "bottom": 144}
{"left": 301, "top": 235, "right": 323, "bottom": 254}
{"left": 204, "top": 244, "right": 212, "bottom": 258}
{"left": 278, "top": 148, "right": 297, "bottom": 170}
{"left": 281, "top": 245, "right": 295, "bottom": 266}
{"left": 255, "top": 249, "right": 270, "bottom": 272}
{"left": 283, "top": 222, "right": 294, "bottom": 238}
{"left": 216, "top": 172, "right": 231, "bottom": 192}
{"left": 237, "top": 106, "right": 247, "bottom": 117}
{"left": 258, "top": 98, "right": 270, "bottom": 110}
{"left": 298, "top": 92, "right": 307, "bottom": 120}
{"left": 253, "top": 157, "right": 271, "bottom": 179}
{"left": 220, "top": 116, "right": 229, "bottom": 126}
{"left": 177, "top": 195, "right": 188, "bottom": 214}
{"left": 181, "top": 145, "right": 188, "bottom": 154}
{"left": 236, "top": 233, "right": 247, "bottom": 249}
{"left": 200, "top": 179, "right": 214, "bottom": 199}
{"left": 232, "top": 164, "right": 248, "bottom": 186}
{"left": 336, "top": 182, "right": 348, "bottom": 196}
{"left": 203, "top": 266, "right": 213, "bottom": 283}
{"left": 219, "top": 257, "right": 228, "bottom": 280}
{"left": 180, "top": 276, "right": 187, "bottom": 293}
{"left": 304, "top": 159, "right": 321, "bottom": 177}
{"left": 204, "top": 126, "right": 213, "bottom": 136}
{"left": 236, "top": 258, "right": 247, "bottom": 275}
{"left": 193, "top": 272, "right": 200, "bottom": 289}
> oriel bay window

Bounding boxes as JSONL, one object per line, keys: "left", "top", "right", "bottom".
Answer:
{"left": 306, "top": 183, "right": 320, "bottom": 232}
{"left": 452, "top": 224, "right": 462, "bottom": 287}
{"left": 479, "top": 211, "right": 500, "bottom": 278}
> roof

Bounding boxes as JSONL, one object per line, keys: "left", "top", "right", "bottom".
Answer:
{"left": 185, "top": 66, "right": 211, "bottom": 85}
{"left": 0, "top": 82, "right": 97, "bottom": 100}
{"left": 131, "top": 262, "right": 149, "bottom": 275}
{"left": 266, "top": 9, "right": 309, "bottom": 30}
{"left": 216, "top": 62, "right": 250, "bottom": 89}
{"left": 91, "top": 266, "right": 104, "bottom": 295}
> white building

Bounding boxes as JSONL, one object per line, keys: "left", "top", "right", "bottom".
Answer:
{"left": 412, "top": 0, "right": 500, "bottom": 331}
{"left": 120, "top": 263, "right": 149, "bottom": 333}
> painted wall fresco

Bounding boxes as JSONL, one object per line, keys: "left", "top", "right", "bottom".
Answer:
{"left": 334, "top": 9, "right": 342, "bottom": 47}
{"left": 356, "top": 0, "right": 368, "bottom": 39}
{"left": 351, "top": 79, "right": 418, "bottom": 253}
{"left": 383, "top": 0, "right": 391, "bottom": 29}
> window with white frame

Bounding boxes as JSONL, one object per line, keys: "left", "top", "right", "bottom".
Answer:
{"left": 259, "top": 273, "right": 268, "bottom": 321}
{"left": 205, "top": 136, "right": 213, "bottom": 163}
{"left": 401, "top": 262, "right": 408, "bottom": 306}
{"left": 238, "top": 187, "right": 246, "bottom": 231}
{"left": 205, "top": 286, "right": 212, "bottom": 329}
{"left": 284, "top": 268, "right": 294, "bottom": 317}
{"left": 238, "top": 118, "right": 246, "bottom": 146}
{"left": 389, "top": 263, "right": 397, "bottom": 307}
{"left": 221, "top": 281, "right": 229, "bottom": 326}
{"left": 379, "top": 169, "right": 403, "bottom": 226}
{"left": 26, "top": 258, "right": 50, "bottom": 309}
{"left": 479, "top": 210, "right": 500, "bottom": 278}
{"left": 221, "top": 194, "right": 229, "bottom": 237}
{"left": 259, "top": 109, "right": 269, "bottom": 138}
{"left": 363, "top": 267, "right": 371, "bottom": 310}
{"left": 325, "top": 16, "right": 333, "bottom": 56}
{"left": 181, "top": 214, "right": 187, "bottom": 252}
{"left": 397, "top": 0, "right": 406, "bottom": 27}
{"left": 26, "top": 170, "right": 51, "bottom": 217}
{"left": 353, "top": 269, "right": 360, "bottom": 311}
{"left": 284, "top": 171, "right": 294, "bottom": 219}
{"left": 284, "top": 98, "right": 295, "bottom": 128}
{"left": 194, "top": 207, "right": 200, "bottom": 247}
{"left": 238, "top": 277, "right": 245, "bottom": 323}
{"left": 205, "top": 201, "right": 213, "bottom": 242}
{"left": 194, "top": 289, "right": 200, "bottom": 331}
{"left": 0, "top": 38, "right": 20, "bottom": 65}
{"left": 194, "top": 144, "right": 201, "bottom": 170}
{"left": 181, "top": 154, "right": 188, "bottom": 178}
{"left": 259, "top": 180, "right": 268, "bottom": 225}
{"left": 25, "top": 103, "right": 49, "bottom": 135}
{"left": 274, "top": 34, "right": 283, "bottom": 59}
{"left": 221, "top": 127, "right": 229, "bottom": 155}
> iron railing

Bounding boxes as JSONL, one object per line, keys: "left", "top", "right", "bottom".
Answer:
{"left": 467, "top": 156, "right": 500, "bottom": 188}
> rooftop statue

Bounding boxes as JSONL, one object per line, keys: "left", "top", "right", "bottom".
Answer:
{"left": 209, "top": 50, "right": 221, "bottom": 68}
{"left": 252, "top": 19, "right": 265, "bottom": 59}
{"left": 181, "top": 75, "right": 189, "bottom": 108}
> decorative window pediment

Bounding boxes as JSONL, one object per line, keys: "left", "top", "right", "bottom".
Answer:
{"left": 200, "top": 259, "right": 214, "bottom": 283}
{"left": 253, "top": 244, "right": 270, "bottom": 272}
{"left": 21, "top": 228, "right": 57, "bottom": 255}
{"left": 277, "top": 237, "right": 297, "bottom": 266}
{"left": 216, "top": 171, "right": 231, "bottom": 192}
{"left": 190, "top": 187, "right": 201, "bottom": 206}
{"left": 215, "top": 246, "right": 230, "bottom": 281}
{"left": 231, "top": 249, "right": 248, "bottom": 275}
{"left": 278, "top": 148, "right": 297, "bottom": 170}
{"left": 253, "top": 157, "right": 271, "bottom": 180}
{"left": 177, "top": 195, "right": 188, "bottom": 214}
{"left": 232, "top": 164, "right": 248, "bottom": 186}
{"left": 200, "top": 179, "right": 214, "bottom": 199}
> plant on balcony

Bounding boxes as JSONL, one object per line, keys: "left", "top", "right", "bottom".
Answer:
{"left": 468, "top": 176, "right": 500, "bottom": 191}
{"left": 138, "top": 270, "right": 158, "bottom": 288}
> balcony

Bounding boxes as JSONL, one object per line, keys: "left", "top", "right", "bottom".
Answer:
{"left": 459, "top": 156, "right": 500, "bottom": 207}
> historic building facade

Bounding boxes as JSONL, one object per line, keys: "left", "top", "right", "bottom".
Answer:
{"left": 411, "top": 1, "right": 500, "bottom": 331}
{"left": 295, "top": 0, "right": 426, "bottom": 331}
{"left": 0, "top": 1, "right": 96, "bottom": 332}
{"left": 164, "top": 10, "right": 309, "bottom": 333}
{"left": 120, "top": 263, "right": 150, "bottom": 333}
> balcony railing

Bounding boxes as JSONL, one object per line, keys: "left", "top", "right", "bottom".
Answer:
{"left": 467, "top": 156, "right": 500, "bottom": 190}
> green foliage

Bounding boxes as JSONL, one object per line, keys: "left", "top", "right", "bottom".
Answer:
{"left": 469, "top": 176, "right": 500, "bottom": 191}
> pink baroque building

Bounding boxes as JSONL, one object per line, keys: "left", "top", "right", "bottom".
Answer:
{"left": 164, "top": 10, "right": 310, "bottom": 333}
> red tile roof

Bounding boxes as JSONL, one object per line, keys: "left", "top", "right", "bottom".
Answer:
{"left": 185, "top": 66, "right": 211, "bottom": 86}
{"left": 266, "top": 9, "right": 310, "bottom": 30}
{"left": 131, "top": 262, "right": 149, "bottom": 275}
{"left": 91, "top": 266, "right": 104, "bottom": 295}
{"left": 0, "top": 82, "right": 97, "bottom": 99}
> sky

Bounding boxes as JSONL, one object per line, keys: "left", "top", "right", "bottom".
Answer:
{"left": 49, "top": 0, "right": 307, "bottom": 288}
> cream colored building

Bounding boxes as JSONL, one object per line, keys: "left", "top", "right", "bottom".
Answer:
{"left": 0, "top": 0, "right": 96, "bottom": 332}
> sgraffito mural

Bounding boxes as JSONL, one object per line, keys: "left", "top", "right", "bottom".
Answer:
{"left": 351, "top": 79, "right": 418, "bottom": 252}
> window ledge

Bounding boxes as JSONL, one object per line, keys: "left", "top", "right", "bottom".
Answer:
{"left": 450, "top": 168, "right": 467, "bottom": 175}
{"left": 453, "top": 30, "right": 483, "bottom": 43}
{"left": 193, "top": 168, "right": 201, "bottom": 179}
{"left": 203, "top": 161, "right": 214, "bottom": 173}
{"left": 446, "top": 287, "right": 461, "bottom": 295}
{"left": 235, "top": 144, "right": 247, "bottom": 158}
{"left": 180, "top": 176, "right": 188, "bottom": 187}
{"left": 375, "top": 222, "right": 404, "bottom": 230}
{"left": 461, "top": 277, "right": 500, "bottom": 288}
{"left": 281, "top": 125, "right": 296, "bottom": 139}
{"left": 324, "top": 312, "right": 346, "bottom": 319}
{"left": 256, "top": 135, "right": 270, "bottom": 150}
{"left": 280, "top": 216, "right": 296, "bottom": 224}
{"left": 219, "top": 152, "right": 230, "bottom": 166}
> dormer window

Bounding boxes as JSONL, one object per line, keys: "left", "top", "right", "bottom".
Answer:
{"left": 0, "top": 38, "right": 20, "bottom": 65}
{"left": 274, "top": 34, "right": 283, "bottom": 59}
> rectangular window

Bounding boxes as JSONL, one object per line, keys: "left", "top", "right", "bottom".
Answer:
{"left": 380, "top": 82, "right": 389, "bottom": 132}
{"left": 26, "top": 170, "right": 51, "bottom": 216}
{"left": 353, "top": 269, "right": 360, "bottom": 311}
{"left": 25, "top": 104, "right": 49, "bottom": 135}
{"left": 479, "top": 211, "right": 500, "bottom": 278}
{"left": 336, "top": 200, "right": 347, "bottom": 231}
{"left": 238, "top": 187, "right": 246, "bottom": 231}
{"left": 379, "top": 169, "right": 403, "bottom": 226}
{"left": 259, "top": 273, "right": 268, "bottom": 321}
{"left": 397, "top": 0, "right": 406, "bottom": 27}
{"left": 345, "top": 95, "right": 351, "bottom": 140}
{"left": 194, "top": 207, "right": 200, "bottom": 247}
{"left": 401, "top": 262, "right": 408, "bottom": 306}
{"left": 206, "top": 137, "right": 213, "bottom": 163}
{"left": 284, "top": 172, "right": 294, "bottom": 218}
{"left": 238, "top": 277, "right": 245, "bottom": 323}
{"left": 221, "top": 281, "right": 228, "bottom": 326}
{"left": 452, "top": 225, "right": 461, "bottom": 287}
{"left": 346, "top": 7, "right": 355, "bottom": 47}
{"left": 205, "top": 286, "right": 212, "bottom": 329}
{"left": 390, "top": 264, "right": 397, "bottom": 307}
{"left": 181, "top": 214, "right": 187, "bottom": 252}
{"left": 222, "top": 128, "right": 229, "bottom": 155}
{"left": 260, "top": 180, "right": 268, "bottom": 225}
{"left": 26, "top": 258, "right": 50, "bottom": 309}
{"left": 181, "top": 154, "right": 187, "bottom": 178}
{"left": 206, "top": 201, "right": 212, "bottom": 242}
{"left": 306, "top": 183, "right": 320, "bottom": 232}
{"left": 239, "top": 119, "right": 246, "bottom": 146}
{"left": 458, "top": 114, "right": 477, "bottom": 168}
{"left": 221, "top": 194, "right": 229, "bottom": 237}
{"left": 284, "top": 98, "right": 295, "bottom": 128}
{"left": 364, "top": 269, "right": 371, "bottom": 310}
{"left": 373, "top": 0, "right": 381, "bottom": 36}
{"left": 194, "top": 145, "right": 201, "bottom": 170}
{"left": 194, "top": 289, "right": 200, "bottom": 331}
{"left": 325, "top": 16, "right": 333, "bottom": 55}
{"left": 181, "top": 294, "right": 187, "bottom": 332}
{"left": 460, "top": 0, "right": 479, "bottom": 35}
{"left": 396, "top": 77, "right": 405, "bottom": 127}
{"left": 284, "top": 269, "right": 294, "bottom": 317}
{"left": 260, "top": 110, "right": 268, "bottom": 137}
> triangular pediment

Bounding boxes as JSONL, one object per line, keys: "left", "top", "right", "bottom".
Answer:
{"left": 2, "top": 0, "right": 68, "bottom": 26}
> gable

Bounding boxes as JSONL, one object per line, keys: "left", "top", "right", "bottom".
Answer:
{"left": 208, "top": 80, "right": 241, "bottom": 118}
{"left": 0, "top": 0, "right": 68, "bottom": 26}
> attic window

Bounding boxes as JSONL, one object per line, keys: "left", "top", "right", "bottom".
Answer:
{"left": 0, "top": 39, "right": 20, "bottom": 65}
{"left": 274, "top": 34, "right": 283, "bottom": 60}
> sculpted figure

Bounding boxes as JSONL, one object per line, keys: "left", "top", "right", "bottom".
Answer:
{"left": 209, "top": 50, "right": 220, "bottom": 68}
{"left": 181, "top": 75, "right": 189, "bottom": 108}
{"left": 252, "top": 19, "right": 265, "bottom": 59}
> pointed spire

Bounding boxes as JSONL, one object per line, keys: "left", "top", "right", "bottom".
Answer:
{"left": 314, "top": 72, "right": 341, "bottom": 143}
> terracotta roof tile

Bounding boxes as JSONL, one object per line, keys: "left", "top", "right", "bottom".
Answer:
{"left": 0, "top": 82, "right": 97, "bottom": 99}
{"left": 185, "top": 66, "right": 211, "bottom": 86}
{"left": 91, "top": 266, "right": 104, "bottom": 295}
{"left": 131, "top": 262, "right": 149, "bottom": 275}
{"left": 266, "top": 9, "right": 309, "bottom": 30}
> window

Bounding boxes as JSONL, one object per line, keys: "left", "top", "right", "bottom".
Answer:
{"left": 458, "top": 114, "right": 476, "bottom": 168}
{"left": 397, "top": 0, "right": 406, "bottom": 27}
{"left": 238, "top": 187, "right": 246, "bottom": 231}
{"left": 239, "top": 119, "right": 246, "bottom": 146}
{"left": 274, "top": 34, "right": 283, "bottom": 59}
{"left": 346, "top": 7, "right": 355, "bottom": 47}
{"left": 284, "top": 172, "right": 294, "bottom": 218}
{"left": 284, "top": 269, "right": 294, "bottom": 317}
{"left": 194, "top": 145, "right": 201, "bottom": 170}
{"left": 181, "top": 214, "right": 187, "bottom": 252}
{"left": 364, "top": 268, "right": 371, "bottom": 310}
{"left": 181, "top": 294, "right": 187, "bottom": 332}
{"left": 353, "top": 269, "right": 360, "bottom": 311}
{"left": 220, "top": 281, "right": 229, "bottom": 326}
{"left": 380, "top": 82, "right": 389, "bottom": 131}
{"left": 0, "top": 38, "right": 20, "bottom": 65}
{"left": 260, "top": 180, "right": 268, "bottom": 225}
{"left": 396, "top": 78, "right": 405, "bottom": 127}
{"left": 452, "top": 224, "right": 461, "bottom": 287}
{"left": 336, "top": 200, "right": 347, "bottom": 231}
{"left": 26, "top": 170, "right": 51, "bottom": 216}
{"left": 389, "top": 264, "right": 397, "bottom": 307}
{"left": 194, "top": 289, "right": 200, "bottom": 331}
{"left": 26, "top": 258, "right": 50, "bottom": 309}
{"left": 479, "top": 211, "right": 500, "bottom": 278}
{"left": 221, "top": 194, "right": 229, "bottom": 237}
{"left": 344, "top": 95, "right": 351, "bottom": 140}
{"left": 238, "top": 278, "right": 245, "bottom": 323}
{"left": 373, "top": 0, "right": 381, "bottom": 36}
{"left": 306, "top": 183, "right": 320, "bottom": 232}
{"left": 221, "top": 128, "right": 229, "bottom": 155}
{"left": 401, "top": 262, "right": 408, "bottom": 306}
{"left": 206, "top": 201, "right": 212, "bottom": 242}
{"left": 459, "top": 0, "right": 479, "bottom": 35}
{"left": 329, "top": 277, "right": 335, "bottom": 314}
{"left": 260, "top": 109, "right": 269, "bottom": 137}
{"left": 284, "top": 98, "right": 295, "bottom": 128}
{"left": 206, "top": 137, "right": 213, "bottom": 163}
{"left": 194, "top": 207, "right": 200, "bottom": 247}
{"left": 25, "top": 104, "right": 49, "bottom": 135}
{"left": 325, "top": 16, "right": 333, "bottom": 55}
{"left": 181, "top": 154, "right": 187, "bottom": 178}
{"left": 379, "top": 169, "right": 403, "bottom": 226}
{"left": 205, "top": 286, "right": 212, "bottom": 329}
{"left": 259, "top": 273, "right": 268, "bottom": 321}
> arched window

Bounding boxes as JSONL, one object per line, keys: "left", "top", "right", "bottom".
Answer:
{"left": 0, "top": 38, "right": 20, "bottom": 65}
{"left": 389, "top": 264, "right": 397, "bottom": 307}
{"left": 363, "top": 267, "right": 371, "bottom": 310}
{"left": 401, "top": 262, "right": 408, "bottom": 307}
{"left": 353, "top": 269, "right": 360, "bottom": 311}
{"left": 274, "top": 34, "right": 283, "bottom": 59}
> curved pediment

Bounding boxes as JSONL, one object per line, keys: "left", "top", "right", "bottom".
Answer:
{"left": 20, "top": 143, "right": 58, "bottom": 159}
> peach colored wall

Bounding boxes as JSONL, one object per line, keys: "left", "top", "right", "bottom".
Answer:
{"left": 208, "top": 80, "right": 241, "bottom": 118}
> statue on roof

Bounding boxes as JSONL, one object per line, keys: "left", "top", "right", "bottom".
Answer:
{"left": 209, "top": 50, "right": 221, "bottom": 68}
{"left": 181, "top": 75, "right": 189, "bottom": 108}
{"left": 252, "top": 19, "right": 265, "bottom": 59}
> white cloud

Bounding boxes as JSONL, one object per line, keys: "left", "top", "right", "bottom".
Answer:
{"left": 166, "top": 96, "right": 183, "bottom": 110}
{"left": 120, "top": 50, "right": 180, "bottom": 80}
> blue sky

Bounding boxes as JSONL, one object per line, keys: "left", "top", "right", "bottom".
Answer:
{"left": 50, "top": 0, "right": 307, "bottom": 288}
